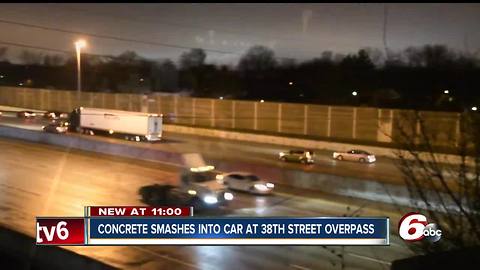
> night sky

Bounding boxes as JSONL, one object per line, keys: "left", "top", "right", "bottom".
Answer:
{"left": 0, "top": 3, "right": 479, "bottom": 65}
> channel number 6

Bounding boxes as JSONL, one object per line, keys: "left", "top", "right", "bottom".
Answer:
{"left": 398, "top": 213, "right": 428, "bottom": 241}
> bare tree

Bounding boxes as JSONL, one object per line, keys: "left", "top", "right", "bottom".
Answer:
{"left": 363, "top": 47, "right": 385, "bottom": 66}
{"left": 43, "top": 54, "right": 66, "bottom": 66}
{"left": 0, "top": 47, "right": 8, "bottom": 61}
{"left": 237, "top": 45, "right": 277, "bottom": 72}
{"left": 19, "top": 50, "right": 44, "bottom": 65}
{"left": 392, "top": 110, "right": 480, "bottom": 253}
{"left": 179, "top": 48, "right": 206, "bottom": 70}
{"left": 404, "top": 45, "right": 456, "bottom": 67}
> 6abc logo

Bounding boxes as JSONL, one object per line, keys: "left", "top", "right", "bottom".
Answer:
{"left": 398, "top": 212, "right": 442, "bottom": 243}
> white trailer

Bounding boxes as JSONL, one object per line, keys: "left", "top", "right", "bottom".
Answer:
{"left": 70, "top": 107, "right": 162, "bottom": 142}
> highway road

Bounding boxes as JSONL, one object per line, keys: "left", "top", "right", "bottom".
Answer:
{"left": 0, "top": 136, "right": 414, "bottom": 270}
{"left": 0, "top": 111, "right": 404, "bottom": 186}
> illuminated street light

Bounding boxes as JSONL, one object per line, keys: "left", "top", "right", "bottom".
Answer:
{"left": 75, "top": 39, "right": 87, "bottom": 102}
{"left": 472, "top": 106, "right": 478, "bottom": 111}
{"left": 260, "top": 99, "right": 265, "bottom": 103}
{"left": 444, "top": 90, "right": 449, "bottom": 94}
{"left": 139, "top": 78, "right": 144, "bottom": 82}
{"left": 289, "top": 81, "right": 293, "bottom": 85}
{"left": 352, "top": 91, "right": 358, "bottom": 96}
{"left": 219, "top": 96, "right": 224, "bottom": 100}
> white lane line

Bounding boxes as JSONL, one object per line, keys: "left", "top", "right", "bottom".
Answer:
{"left": 290, "top": 264, "right": 312, "bottom": 270}
{"left": 346, "top": 252, "right": 392, "bottom": 265}
{"left": 133, "top": 246, "right": 203, "bottom": 269}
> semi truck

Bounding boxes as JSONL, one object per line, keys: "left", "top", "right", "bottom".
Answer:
{"left": 68, "top": 107, "right": 162, "bottom": 142}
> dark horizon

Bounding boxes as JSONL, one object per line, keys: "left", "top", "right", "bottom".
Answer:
{"left": 0, "top": 3, "right": 479, "bottom": 65}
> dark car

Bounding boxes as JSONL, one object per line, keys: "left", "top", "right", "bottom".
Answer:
{"left": 17, "top": 111, "right": 37, "bottom": 118}
{"left": 139, "top": 184, "right": 226, "bottom": 212}
{"left": 278, "top": 150, "right": 314, "bottom": 164}
{"left": 44, "top": 111, "right": 69, "bottom": 120}
{"left": 42, "top": 121, "right": 69, "bottom": 134}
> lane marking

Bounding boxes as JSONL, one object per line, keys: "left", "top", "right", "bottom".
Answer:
{"left": 290, "top": 264, "right": 312, "bottom": 270}
{"left": 346, "top": 252, "right": 392, "bottom": 265}
{"left": 133, "top": 246, "right": 203, "bottom": 269}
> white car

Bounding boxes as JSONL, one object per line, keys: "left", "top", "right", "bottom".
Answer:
{"left": 217, "top": 172, "right": 275, "bottom": 195}
{"left": 333, "top": 149, "right": 376, "bottom": 163}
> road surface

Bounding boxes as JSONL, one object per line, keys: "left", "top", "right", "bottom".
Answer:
{"left": 0, "top": 112, "right": 404, "bottom": 186}
{"left": 0, "top": 136, "right": 414, "bottom": 270}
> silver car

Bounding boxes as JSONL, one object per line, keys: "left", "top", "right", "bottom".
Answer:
{"left": 217, "top": 172, "right": 275, "bottom": 195}
{"left": 333, "top": 149, "right": 376, "bottom": 163}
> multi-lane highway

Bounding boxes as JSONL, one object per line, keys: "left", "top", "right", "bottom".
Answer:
{"left": 0, "top": 107, "right": 420, "bottom": 269}
{"left": 0, "top": 136, "right": 414, "bottom": 269}
{"left": 0, "top": 110, "right": 404, "bottom": 186}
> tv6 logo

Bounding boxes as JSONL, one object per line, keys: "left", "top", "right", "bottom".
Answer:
{"left": 398, "top": 213, "right": 442, "bottom": 243}
{"left": 36, "top": 218, "right": 85, "bottom": 245}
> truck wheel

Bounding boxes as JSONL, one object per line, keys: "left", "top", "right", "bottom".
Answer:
{"left": 280, "top": 156, "right": 287, "bottom": 162}
{"left": 336, "top": 155, "right": 343, "bottom": 161}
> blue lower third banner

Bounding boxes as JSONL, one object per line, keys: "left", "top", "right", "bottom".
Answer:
{"left": 87, "top": 217, "right": 389, "bottom": 245}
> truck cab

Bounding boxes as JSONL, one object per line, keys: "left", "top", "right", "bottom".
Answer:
{"left": 178, "top": 154, "right": 234, "bottom": 207}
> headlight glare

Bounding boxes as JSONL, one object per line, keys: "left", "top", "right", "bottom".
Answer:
{"left": 203, "top": 195, "right": 218, "bottom": 204}
{"left": 254, "top": 184, "right": 268, "bottom": 191}
{"left": 224, "top": 192, "right": 234, "bottom": 201}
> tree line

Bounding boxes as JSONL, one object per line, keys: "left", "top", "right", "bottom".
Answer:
{"left": 0, "top": 44, "right": 479, "bottom": 111}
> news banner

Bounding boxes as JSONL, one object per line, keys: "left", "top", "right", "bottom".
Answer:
{"left": 36, "top": 206, "right": 389, "bottom": 246}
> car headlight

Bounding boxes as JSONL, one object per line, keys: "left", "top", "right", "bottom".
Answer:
{"left": 224, "top": 192, "right": 234, "bottom": 201}
{"left": 266, "top": 183, "right": 275, "bottom": 188}
{"left": 216, "top": 174, "right": 224, "bottom": 180}
{"left": 56, "top": 127, "right": 65, "bottom": 132}
{"left": 254, "top": 184, "right": 268, "bottom": 191}
{"left": 203, "top": 195, "right": 218, "bottom": 204}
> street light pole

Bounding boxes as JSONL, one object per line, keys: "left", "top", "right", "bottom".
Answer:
{"left": 75, "top": 40, "right": 86, "bottom": 104}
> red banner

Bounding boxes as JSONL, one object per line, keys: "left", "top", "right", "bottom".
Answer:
{"left": 36, "top": 218, "right": 85, "bottom": 245}
{"left": 87, "top": 206, "right": 193, "bottom": 217}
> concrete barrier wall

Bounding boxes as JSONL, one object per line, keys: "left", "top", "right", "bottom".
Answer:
{"left": 0, "top": 125, "right": 184, "bottom": 165}
{"left": 0, "top": 86, "right": 461, "bottom": 146}
{"left": 163, "top": 124, "right": 474, "bottom": 167}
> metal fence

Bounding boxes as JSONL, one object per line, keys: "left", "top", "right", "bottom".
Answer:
{"left": 0, "top": 86, "right": 460, "bottom": 146}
